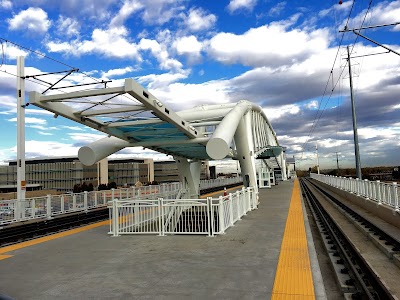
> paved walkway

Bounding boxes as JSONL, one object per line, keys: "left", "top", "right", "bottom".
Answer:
{"left": 0, "top": 180, "right": 323, "bottom": 299}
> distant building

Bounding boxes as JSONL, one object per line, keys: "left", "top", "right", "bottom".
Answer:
{"left": 0, "top": 157, "right": 210, "bottom": 192}
{"left": 0, "top": 157, "right": 153, "bottom": 192}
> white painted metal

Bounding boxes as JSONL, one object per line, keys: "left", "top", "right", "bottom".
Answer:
{"left": 0, "top": 182, "right": 183, "bottom": 225}
{"left": 175, "top": 158, "right": 201, "bottom": 198}
{"left": 79, "top": 136, "right": 131, "bottom": 166}
{"left": 16, "top": 56, "right": 26, "bottom": 220}
{"left": 80, "top": 105, "right": 145, "bottom": 116}
{"left": 109, "top": 186, "right": 257, "bottom": 236}
{"left": 279, "top": 151, "right": 288, "bottom": 181}
{"left": 234, "top": 112, "right": 258, "bottom": 194}
{"left": 29, "top": 75, "right": 287, "bottom": 188}
{"left": 200, "top": 177, "right": 243, "bottom": 190}
{"left": 258, "top": 164, "right": 271, "bottom": 189}
{"left": 206, "top": 101, "right": 251, "bottom": 160}
{"left": 311, "top": 174, "right": 399, "bottom": 211}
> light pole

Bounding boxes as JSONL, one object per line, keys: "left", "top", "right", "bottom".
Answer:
{"left": 316, "top": 143, "right": 320, "bottom": 174}
{"left": 16, "top": 56, "right": 26, "bottom": 219}
{"left": 346, "top": 46, "right": 362, "bottom": 179}
{"left": 335, "top": 152, "right": 340, "bottom": 175}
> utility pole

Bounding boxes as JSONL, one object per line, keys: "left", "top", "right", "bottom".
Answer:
{"left": 316, "top": 143, "right": 320, "bottom": 175}
{"left": 335, "top": 152, "right": 340, "bottom": 175}
{"left": 17, "top": 56, "right": 26, "bottom": 219}
{"left": 346, "top": 46, "right": 362, "bottom": 179}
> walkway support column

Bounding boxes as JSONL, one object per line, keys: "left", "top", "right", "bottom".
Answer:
{"left": 175, "top": 157, "right": 201, "bottom": 199}
{"left": 234, "top": 112, "right": 258, "bottom": 195}
{"left": 279, "top": 151, "right": 288, "bottom": 181}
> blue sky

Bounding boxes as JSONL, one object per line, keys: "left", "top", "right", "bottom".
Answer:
{"left": 0, "top": 0, "right": 399, "bottom": 171}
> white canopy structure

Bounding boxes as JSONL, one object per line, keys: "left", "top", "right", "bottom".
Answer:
{"left": 29, "top": 78, "right": 287, "bottom": 198}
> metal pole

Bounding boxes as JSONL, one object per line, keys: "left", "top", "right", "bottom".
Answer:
{"left": 336, "top": 152, "right": 340, "bottom": 175}
{"left": 346, "top": 46, "right": 362, "bottom": 179}
{"left": 316, "top": 143, "right": 320, "bottom": 174}
{"left": 17, "top": 56, "right": 26, "bottom": 217}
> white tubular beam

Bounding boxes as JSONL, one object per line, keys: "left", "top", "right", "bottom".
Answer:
{"left": 175, "top": 157, "right": 201, "bottom": 198}
{"left": 79, "top": 105, "right": 145, "bottom": 116}
{"left": 17, "top": 56, "right": 26, "bottom": 205}
{"left": 40, "top": 86, "right": 125, "bottom": 102}
{"left": 177, "top": 108, "right": 230, "bottom": 122}
{"left": 206, "top": 101, "right": 251, "bottom": 160}
{"left": 78, "top": 136, "right": 130, "bottom": 166}
{"left": 128, "top": 137, "right": 209, "bottom": 147}
{"left": 234, "top": 112, "right": 258, "bottom": 194}
{"left": 106, "top": 119, "right": 163, "bottom": 128}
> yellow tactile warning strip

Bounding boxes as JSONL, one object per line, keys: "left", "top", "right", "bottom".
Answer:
{"left": 271, "top": 179, "right": 315, "bottom": 299}
{"left": 0, "top": 186, "right": 243, "bottom": 260}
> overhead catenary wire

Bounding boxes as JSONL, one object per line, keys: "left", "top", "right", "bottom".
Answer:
{"left": 301, "top": 0, "right": 374, "bottom": 159}
{"left": 0, "top": 38, "right": 105, "bottom": 85}
{"left": 0, "top": 39, "right": 148, "bottom": 117}
{"left": 300, "top": 0, "right": 357, "bottom": 155}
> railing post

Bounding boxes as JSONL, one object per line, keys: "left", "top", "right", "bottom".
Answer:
{"left": 72, "top": 194, "right": 77, "bottom": 210}
{"left": 236, "top": 191, "right": 241, "bottom": 220}
{"left": 112, "top": 199, "right": 119, "bottom": 237}
{"left": 84, "top": 191, "right": 88, "bottom": 211}
{"left": 61, "top": 195, "right": 65, "bottom": 213}
{"left": 94, "top": 192, "right": 98, "bottom": 207}
{"left": 229, "top": 193, "right": 234, "bottom": 226}
{"left": 159, "top": 198, "right": 165, "bottom": 236}
{"left": 241, "top": 187, "right": 247, "bottom": 215}
{"left": 31, "top": 198, "right": 35, "bottom": 218}
{"left": 393, "top": 182, "right": 399, "bottom": 212}
{"left": 356, "top": 178, "right": 360, "bottom": 196}
{"left": 364, "top": 179, "right": 368, "bottom": 197}
{"left": 111, "top": 188, "right": 115, "bottom": 201}
{"left": 219, "top": 196, "right": 225, "bottom": 235}
{"left": 375, "top": 181, "right": 381, "bottom": 205}
{"left": 207, "top": 197, "right": 212, "bottom": 237}
{"left": 46, "top": 194, "right": 52, "bottom": 219}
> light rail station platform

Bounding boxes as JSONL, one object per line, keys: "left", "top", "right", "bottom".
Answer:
{"left": 0, "top": 179, "right": 326, "bottom": 299}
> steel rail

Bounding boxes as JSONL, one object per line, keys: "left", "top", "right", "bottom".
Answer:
{"left": 300, "top": 178, "right": 395, "bottom": 299}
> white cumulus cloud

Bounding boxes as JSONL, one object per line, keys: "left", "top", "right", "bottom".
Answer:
{"left": 183, "top": 8, "right": 217, "bottom": 32}
{"left": 207, "top": 22, "right": 330, "bottom": 68}
{"left": 227, "top": 0, "right": 257, "bottom": 13}
{"left": 8, "top": 117, "right": 47, "bottom": 125}
{"left": 174, "top": 35, "right": 203, "bottom": 62}
{"left": 101, "top": 67, "right": 134, "bottom": 79}
{"left": 8, "top": 7, "right": 51, "bottom": 34}
{"left": 56, "top": 16, "right": 80, "bottom": 37}
{"left": 0, "top": 0, "right": 12, "bottom": 9}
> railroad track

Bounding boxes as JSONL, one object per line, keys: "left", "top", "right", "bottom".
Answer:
{"left": 0, "top": 208, "right": 109, "bottom": 247}
{"left": 300, "top": 178, "right": 400, "bottom": 299}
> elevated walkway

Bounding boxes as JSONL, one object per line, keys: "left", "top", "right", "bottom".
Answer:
{"left": 0, "top": 180, "right": 325, "bottom": 299}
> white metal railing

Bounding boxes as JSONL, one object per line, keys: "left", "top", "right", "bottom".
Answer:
{"left": 199, "top": 176, "right": 243, "bottom": 190}
{"left": 109, "top": 187, "right": 258, "bottom": 236}
{"left": 0, "top": 182, "right": 183, "bottom": 226}
{"left": 311, "top": 173, "right": 399, "bottom": 211}
{"left": 0, "top": 178, "right": 244, "bottom": 226}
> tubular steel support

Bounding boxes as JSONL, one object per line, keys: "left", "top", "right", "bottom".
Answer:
{"left": 347, "top": 46, "right": 362, "bottom": 179}
{"left": 16, "top": 56, "right": 26, "bottom": 217}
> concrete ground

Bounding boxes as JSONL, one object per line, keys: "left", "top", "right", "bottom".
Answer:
{"left": 0, "top": 180, "right": 322, "bottom": 299}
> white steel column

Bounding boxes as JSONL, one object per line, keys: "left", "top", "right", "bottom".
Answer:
{"left": 17, "top": 56, "right": 26, "bottom": 214}
{"left": 234, "top": 112, "right": 258, "bottom": 194}
{"left": 279, "top": 151, "right": 288, "bottom": 181}
{"left": 175, "top": 158, "right": 201, "bottom": 198}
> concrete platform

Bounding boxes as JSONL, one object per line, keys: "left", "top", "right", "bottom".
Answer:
{"left": 0, "top": 180, "right": 325, "bottom": 299}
